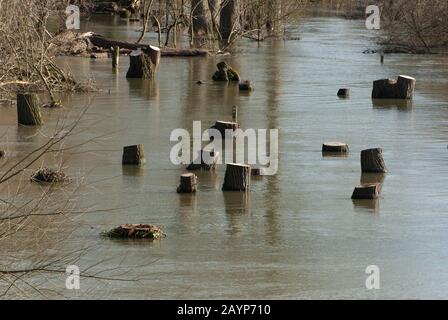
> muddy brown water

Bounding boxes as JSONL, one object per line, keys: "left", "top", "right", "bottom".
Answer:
{"left": 1, "top": 14, "right": 448, "bottom": 299}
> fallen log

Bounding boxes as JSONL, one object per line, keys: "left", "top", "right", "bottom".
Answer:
{"left": 88, "top": 34, "right": 210, "bottom": 57}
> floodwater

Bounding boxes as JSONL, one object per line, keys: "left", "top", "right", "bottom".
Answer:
{"left": 1, "top": 13, "right": 448, "bottom": 299}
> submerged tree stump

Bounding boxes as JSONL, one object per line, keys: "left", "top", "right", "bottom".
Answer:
{"left": 361, "top": 148, "right": 387, "bottom": 173}
{"left": 337, "top": 88, "right": 350, "bottom": 97}
{"left": 251, "top": 167, "right": 262, "bottom": 176}
{"left": 126, "top": 46, "right": 160, "bottom": 79}
{"left": 212, "top": 62, "right": 240, "bottom": 82}
{"left": 351, "top": 183, "right": 381, "bottom": 199}
{"left": 372, "top": 75, "right": 416, "bottom": 99}
{"left": 103, "top": 224, "right": 164, "bottom": 240}
{"left": 187, "top": 150, "right": 220, "bottom": 171}
{"left": 210, "top": 121, "right": 239, "bottom": 139}
{"left": 17, "top": 93, "right": 42, "bottom": 126}
{"left": 0, "top": 150, "right": 5, "bottom": 158}
{"left": 322, "top": 142, "right": 349, "bottom": 153}
{"left": 222, "top": 163, "right": 251, "bottom": 191}
{"left": 177, "top": 173, "right": 198, "bottom": 193}
{"left": 111, "top": 45, "right": 120, "bottom": 68}
{"left": 122, "top": 144, "right": 145, "bottom": 165}
{"left": 239, "top": 80, "right": 254, "bottom": 91}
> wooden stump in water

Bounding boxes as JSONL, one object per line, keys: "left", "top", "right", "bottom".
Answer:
{"left": 187, "top": 150, "right": 220, "bottom": 171}
{"left": 351, "top": 183, "right": 381, "bottom": 199}
{"left": 122, "top": 144, "right": 145, "bottom": 165}
{"left": 251, "top": 167, "right": 262, "bottom": 176}
{"left": 222, "top": 163, "right": 251, "bottom": 191}
{"left": 361, "top": 148, "right": 387, "bottom": 173}
{"left": 126, "top": 46, "right": 160, "bottom": 79}
{"left": 212, "top": 62, "right": 240, "bottom": 82}
{"left": 17, "top": 93, "right": 42, "bottom": 126}
{"left": 322, "top": 142, "right": 349, "bottom": 153}
{"left": 0, "top": 150, "right": 5, "bottom": 158}
{"left": 177, "top": 173, "right": 198, "bottom": 193}
{"left": 210, "top": 121, "right": 239, "bottom": 139}
{"left": 372, "top": 75, "right": 416, "bottom": 99}
{"left": 111, "top": 45, "right": 120, "bottom": 69}
{"left": 239, "top": 80, "right": 254, "bottom": 91}
{"left": 337, "top": 88, "right": 350, "bottom": 97}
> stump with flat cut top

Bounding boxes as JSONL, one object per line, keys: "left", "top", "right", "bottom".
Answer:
{"left": 17, "top": 93, "right": 42, "bottom": 126}
{"left": 322, "top": 142, "right": 349, "bottom": 153}
{"left": 122, "top": 144, "right": 145, "bottom": 165}
{"left": 210, "top": 121, "right": 238, "bottom": 139}
{"left": 372, "top": 75, "right": 416, "bottom": 99}
{"left": 239, "top": 80, "right": 254, "bottom": 91}
{"left": 361, "top": 148, "right": 387, "bottom": 173}
{"left": 177, "top": 173, "right": 198, "bottom": 193}
{"left": 351, "top": 183, "right": 381, "bottom": 199}
{"left": 222, "top": 163, "right": 251, "bottom": 191}
{"left": 126, "top": 46, "right": 161, "bottom": 79}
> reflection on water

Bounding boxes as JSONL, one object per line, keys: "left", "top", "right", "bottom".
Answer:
{"left": 2, "top": 13, "right": 448, "bottom": 299}
{"left": 372, "top": 99, "right": 413, "bottom": 111}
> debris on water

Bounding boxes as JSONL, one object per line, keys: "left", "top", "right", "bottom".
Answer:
{"left": 31, "top": 167, "right": 69, "bottom": 183}
{"left": 101, "top": 224, "right": 165, "bottom": 240}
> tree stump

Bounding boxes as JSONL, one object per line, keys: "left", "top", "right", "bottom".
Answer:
{"left": 112, "top": 45, "right": 120, "bottom": 68}
{"left": 187, "top": 150, "right": 220, "bottom": 171}
{"left": 222, "top": 163, "right": 251, "bottom": 191}
{"left": 0, "top": 150, "right": 5, "bottom": 158}
{"left": 212, "top": 62, "right": 240, "bottom": 82}
{"left": 372, "top": 75, "right": 416, "bottom": 99}
{"left": 361, "top": 148, "right": 387, "bottom": 173}
{"left": 126, "top": 46, "right": 160, "bottom": 79}
{"left": 177, "top": 173, "right": 198, "bottom": 193}
{"left": 210, "top": 121, "right": 239, "bottom": 139}
{"left": 122, "top": 144, "right": 145, "bottom": 165}
{"left": 322, "top": 142, "right": 349, "bottom": 153}
{"left": 337, "top": 88, "right": 350, "bottom": 97}
{"left": 17, "top": 93, "right": 42, "bottom": 126}
{"left": 351, "top": 183, "right": 381, "bottom": 199}
{"left": 239, "top": 80, "right": 254, "bottom": 91}
{"left": 251, "top": 167, "right": 262, "bottom": 176}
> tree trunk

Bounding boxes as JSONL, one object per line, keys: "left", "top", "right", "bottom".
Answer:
{"left": 177, "top": 173, "right": 198, "bottom": 193}
{"left": 122, "top": 144, "right": 145, "bottom": 165}
{"left": 17, "top": 93, "right": 42, "bottom": 126}
{"left": 126, "top": 47, "right": 160, "bottom": 79}
{"left": 220, "top": 0, "right": 238, "bottom": 40}
{"left": 222, "top": 163, "right": 251, "bottom": 191}
{"left": 361, "top": 148, "right": 387, "bottom": 173}
{"left": 192, "top": 0, "right": 211, "bottom": 35}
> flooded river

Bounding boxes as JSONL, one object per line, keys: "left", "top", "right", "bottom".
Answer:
{"left": 1, "top": 13, "right": 448, "bottom": 299}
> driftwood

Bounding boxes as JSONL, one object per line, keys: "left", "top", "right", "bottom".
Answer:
{"left": 17, "top": 93, "right": 42, "bottom": 126}
{"left": 351, "top": 184, "right": 381, "bottom": 199}
{"left": 222, "top": 163, "right": 251, "bottom": 191}
{"left": 177, "top": 173, "right": 198, "bottom": 193}
{"left": 372, "top": 75, "right": 416, "bottom": 99}
{"left": 122, "top": 144, "right": 145, "bottom": 165}
{"left": 361, "top": 148, "right": 387, "bottom": 173}
{"left": 322, "top": 142, "right": 349, "bottom": 153}
{"left": 103, "top": 224, "right": 164, "bottom": 240}
{"left": 31, "top": 168, "right": 68, "bottom": 183}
